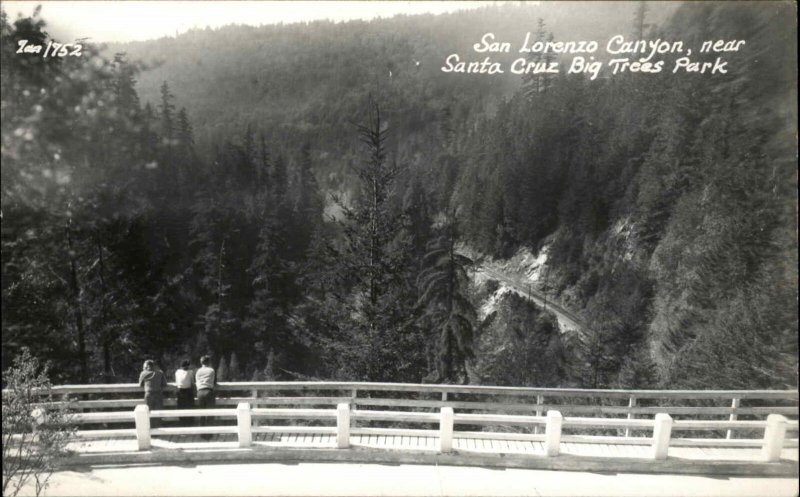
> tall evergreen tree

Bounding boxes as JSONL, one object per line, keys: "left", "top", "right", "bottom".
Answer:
{"left": 319, "top": 103, "right": 424, "bottom": 380}
{"left": 416, "top": 217, "right": 476, "bottom": 382}
{"left": 175, "top": 108, "right": 195, "bottom": 156}
{"left": 159, "top": 81, "right": 176, "bottom": 143}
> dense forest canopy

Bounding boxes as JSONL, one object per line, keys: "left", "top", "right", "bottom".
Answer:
{"left": 1, "top": 2, "right": 796, "bottom": 390}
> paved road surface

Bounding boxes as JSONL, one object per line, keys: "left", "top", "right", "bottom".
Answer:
{"left": 27, "top": 462, "right": 799, "bottom": 496}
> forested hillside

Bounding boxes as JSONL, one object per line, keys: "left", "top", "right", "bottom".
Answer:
{"left": 451, "top": 1, "right": 797, "bottom": 389}
{"left": 2, "top": 2, "right": 796, "bottom": 390}
{"left": 110, "top": 3, "right": 676, "bottom": 192}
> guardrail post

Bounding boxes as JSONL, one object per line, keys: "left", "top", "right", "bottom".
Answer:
{"left": 252, "top": 390, "right": 260, "bottom": 427}
{"left": 31, "top": 407, "right": 45, "bottom": 428}
{"left": 762, "top": 414, "right": 787, "bottom": 462}
{"left": 337, "top": 403, "right": 351, "bottom": 448}
{"left": 625, "top": 396, "right": 637, "bottom": 437}
{"left": 726, "top": 398, "right": 740, "bottom": 439}
{"left": 134, "top": 405, "right": 151, "bottom": 450}
{"left": 545, "top": 410, "right": 562, "bottom": 456}
{"left": 237, "top": 402, "right": 252, "bottom": 448}
{"left": 534, "top": 395, "right": 543, "bottom": 434}
{"left": 350, "top": 389, "right": 358, "bottom": 429}
{"left": 30, "top": 407, "right": 45, "bottom": 440}
{"left": 439, "top": 407, "right": 454, "bottom": 453}
{"left": 652, "top": 413, "right": 672, "bottom": 460}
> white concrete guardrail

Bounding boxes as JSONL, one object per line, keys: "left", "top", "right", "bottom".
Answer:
{"left": 66, "top": 403, "right": 797, "bottom": 463}
{"left": 5, "top": 382, "right": 798, "bottom": 464}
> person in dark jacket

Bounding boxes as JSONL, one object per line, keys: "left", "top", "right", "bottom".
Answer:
{"left": 139, "top": 360, "right": 167, "bottom": 426}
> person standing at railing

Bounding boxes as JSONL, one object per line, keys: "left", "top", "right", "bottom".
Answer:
{"left": 175, "top": 359, "right": 195, "bottom": 426}
{"left": 195, "top": 355, "right": 217, "bottom": 438}
{"left": 139, "top": 360, "right": 167, "bottom": 427}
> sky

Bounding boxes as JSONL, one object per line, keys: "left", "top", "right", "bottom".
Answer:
{"left": 2, "top": 1, "right": 503, "bottom": 43}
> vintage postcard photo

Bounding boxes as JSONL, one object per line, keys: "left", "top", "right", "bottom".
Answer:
{"left": 1, "top": 1, "right": 797, "bottom": 496}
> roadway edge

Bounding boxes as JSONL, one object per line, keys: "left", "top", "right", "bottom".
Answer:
{"left": 57, "top": 446, "right": 800, "bottom": 477}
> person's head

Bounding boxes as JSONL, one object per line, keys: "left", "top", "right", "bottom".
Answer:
{"left": 200, "top": 355, "right": 211, "bottom": 367}
{"left": 143, "top": 360, "right": 154, "bottom": 371}
{"left": 180, "top": 359, "right": 190, "bottom": 370}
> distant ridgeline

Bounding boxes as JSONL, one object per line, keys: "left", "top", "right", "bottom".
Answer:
{"left": 107, "top": 3, "right": 678, "bottom": 169}
{"left": 2, "top": 2, "right": 796, "bottom": 392}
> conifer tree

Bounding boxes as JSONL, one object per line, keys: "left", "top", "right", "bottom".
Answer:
{"left": 112, "top": 53, "right": 140, "bottom": 117}
{"left": 272, "top": 154, "right": 288, "bottom": 199}
{"left": 176, "top": 108, "right": 195, "bottom": 155}
{"left": 243, "top": 212, "right": 287, "bottom": 361}
{"left": 159, "top": 81, "right": 176, "bottom": 143}
{"left": 190, "top": 194, "right": 238, "bottom": 357}
{"left": 321, "top": 103, "right": 423, "bottom": 380}
{"left": 521, "top": 18, "right": 547, "bottom": 97}
{"left": 416, "top": 217, "right": 476, "bottom": 382}
{"left": 158, "top": 81, "right": 178, "bottom": 192}
{"left": 337, "top": 104, "right": 406, "bottom": 325}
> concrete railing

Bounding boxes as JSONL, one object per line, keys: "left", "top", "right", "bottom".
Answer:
{"left": 112, "top": 403, "right": 796, "bottom": 462}
{"left": 8, "top": 382, "right": 798, "bottom": 450}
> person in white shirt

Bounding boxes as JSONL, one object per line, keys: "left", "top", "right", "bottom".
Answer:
{"left": 175, "top": 360, "right": 195, "bottom": 426}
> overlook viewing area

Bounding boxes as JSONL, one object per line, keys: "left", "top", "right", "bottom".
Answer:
{"left": 14, "top": 381, "right": 799, "bottom": 479}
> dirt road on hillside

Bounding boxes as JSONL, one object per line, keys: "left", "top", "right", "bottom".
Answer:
{"left": 475, "top": 265, "right": 586, "bottom": 335}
